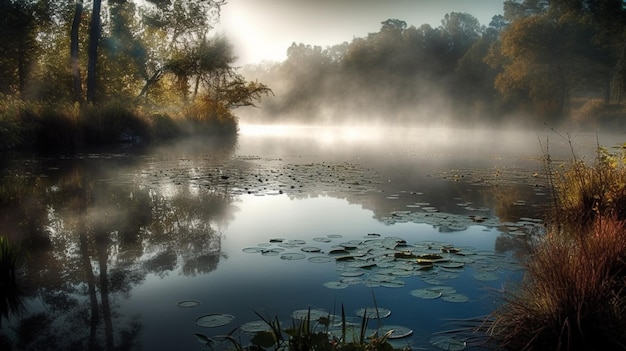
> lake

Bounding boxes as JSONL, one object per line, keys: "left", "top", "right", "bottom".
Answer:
{"left": 0, "top": 125, "right": 616, "bottom": 350}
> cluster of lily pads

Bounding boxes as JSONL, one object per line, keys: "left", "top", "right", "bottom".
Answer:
{"left": 237, "top": 233, "right": 523, "bottom": 349}
{"left": 138, "top": 158, "right": 382, "bottom": 197}
{"left": 243, "top": 234, "right": 522, "bottom": 296}
{"left": 181, "top": 301, "right": 456, "bottom": 350}
{"left": 380, "top": 201, "right": 544, "bottom": 237}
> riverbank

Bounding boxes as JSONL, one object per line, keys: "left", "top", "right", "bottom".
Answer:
{"left": 487, "top": 143, "right": 626, "bottom": 350}
{"left": 0, "top": 98, "right": 239, "bottom": 152}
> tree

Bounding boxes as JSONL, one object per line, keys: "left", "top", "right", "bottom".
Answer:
{"left": 71, "top": 0, "right": 84, "bottom": 103}
{"left": 487, "top": 0, "right": 626, "bottom": 120}
{"left": 86, "top": 0, "right": 102, "bottom": 103}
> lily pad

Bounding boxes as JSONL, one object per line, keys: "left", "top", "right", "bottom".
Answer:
{"left": 291, "top": 309, "right": 329, "bottom": 321}
{"left": 301, "top": 246, "right": 321, "bottom": 253}
{"left": 280, "top": 252, "right": 306, "bottom": 260}
{"left": 196, "top": 313, "right": 235, "bottom": 328}
{"left": 308, "top": 256, "right": 332, "bottom": 263}
{"left": 242, "top": 247, "right": 264, "bottom": 253}
{"left": 410, "top": 289, "right": 442, "bottom": 299}
{"left": 473, "top": 271, "right": 499, "bottom": 281}
{"left": 377, "top": 325, "right": 413, "bottom": 339}
{"left": 324, "top": 281, "right": 349, "bottom": 289}
{"left": 240, "top": 320, "right": 271, "bottom": 333}
{"left": 355, "top": 307, "right": 391, "bottom": 319}
{"left": 441, "top": 294, "right": 469, "bottom": 303}
{"left": 178, "top": 300, "right": 200, "bottom": 308}
{"left": 430, "top": 335, "right": 467, "bottom": 350}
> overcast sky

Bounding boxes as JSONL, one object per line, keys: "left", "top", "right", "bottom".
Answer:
{"left": 217, "top": 0, "right": 505, "bottom": 65}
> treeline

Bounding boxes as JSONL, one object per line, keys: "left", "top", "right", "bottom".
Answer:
{"left": 0, "top": 0, "right": 270, "bottom": 151}
{"left": 243, "top": 0, "right": 626, "bottom": 127}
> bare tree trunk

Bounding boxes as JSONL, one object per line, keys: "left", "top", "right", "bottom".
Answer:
{"left": 86, "top": 0, "right": 102, "bottom": 103}
{"left": 71, "top": 0, "right": 84, "bottom": 103}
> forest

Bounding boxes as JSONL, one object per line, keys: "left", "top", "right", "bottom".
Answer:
{"left": 0, "top": 0, "right": 270, "bottom": 150}
{"left": 242, "top": 0, "right": 626, "bottom": 128}
{"left": 1, "top": 0, "right": 626, "bottom": 151}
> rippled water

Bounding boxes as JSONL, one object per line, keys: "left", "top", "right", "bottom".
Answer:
{"left": 0, "top": 125, "right": 616, "bottom": 350}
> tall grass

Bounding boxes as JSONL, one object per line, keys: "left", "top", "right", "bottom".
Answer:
{"left": 489, "top": 219, "right": 626, "bottom": 350}
{"left": 488, "top": 140, "right": 626, "bottom": 350}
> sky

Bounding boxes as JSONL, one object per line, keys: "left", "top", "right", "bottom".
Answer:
{"left": 217, "top": 0, "right": 505, "bottom": 65}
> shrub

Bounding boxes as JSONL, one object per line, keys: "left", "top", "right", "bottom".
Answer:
{"left": 182, "top": 99, "right": 238, "bottom": 136}
{"left": 80, "top": 102, "right": 151, "bottom": 145}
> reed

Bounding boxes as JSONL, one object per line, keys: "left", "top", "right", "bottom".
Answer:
{"left": 489, "top": 218, "right": 626, "bottom": 350}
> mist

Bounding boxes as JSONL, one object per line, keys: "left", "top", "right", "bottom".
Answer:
{"left": 237, "top": 8, "right": 626, "bottom": 133}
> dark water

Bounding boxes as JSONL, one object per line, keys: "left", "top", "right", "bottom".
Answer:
{"left": 0, "top": 125, "right": 618, "bottom": 350}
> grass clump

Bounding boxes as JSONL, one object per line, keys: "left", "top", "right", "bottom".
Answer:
{"left": 550, "top": 144, "right": 626, "bottom": 232}
{"left": 489, "top": 219, "right": 626, "bottom": 350}
{"left": 488, "top": 141, "right": 626, "bottom": 350}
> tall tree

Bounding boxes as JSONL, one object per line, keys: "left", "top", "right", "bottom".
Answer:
{"left": 86, "top": 0, "right": 102, "bottom": 103}
{"left": 71, "top": 0, "right": 84, "bottom": 103}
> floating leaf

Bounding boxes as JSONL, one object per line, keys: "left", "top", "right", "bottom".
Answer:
{"left": 355, "top": 307, "right": 391, "bottom": 319}
{"left": 410, "top": 289, "right": 442, "bottom": 299}
{"left": 442, "top": 294, "right": 469, "bottom": 303}
{"left": 240, "top": 320, "right": 271, "bottom": 333}
{"left": 430, "top": 335, "right": 467, "bottom": 350}
{"left": 377, "top": 325, "right": 413, "bottom": 339}
{"left": 308, "top": 256, "right": 332, "bottom": 263}
{"left": 291, "top": 309, "right": 329, "bottom": 321}
{"left": 242, "top": 247, "right": 264, "bottom": 253}
{"left": 301, "top": 246, "right": 321, "bottom": 253}
{"left": 313, "top": 237, "right": 332, "bottom": 243}
{"left": 280, "top": 253, "right": 306, "bottom": 260}
{"left": 178, "top": 300, "right": 200, "bottom": 308}
{"left": 261, "top": 248, "right": 284, "bottom": 256}
{"left": 324, "top": 281, "right": 349, "bottom": 289}
{"left": 473, "top": 271, "right": 499, "bottom": 281}
{"left": 196, "top": 314, "right": 235, "bottom": 328}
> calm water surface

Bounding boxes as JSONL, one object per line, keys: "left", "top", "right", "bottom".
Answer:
{"left": 0, "top": 125, "right": 615, "bottom": 350}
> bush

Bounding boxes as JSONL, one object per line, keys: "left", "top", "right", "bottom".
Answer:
{"left": 80, "top": 102, "right": 151, "bottom": 146}
{"left": 181, "top": 99, "right": 238, "bottom": 136}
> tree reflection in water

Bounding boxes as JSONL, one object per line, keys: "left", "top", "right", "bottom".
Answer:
{"left": 0, "top": 141, "right": 237, "bottom": 350}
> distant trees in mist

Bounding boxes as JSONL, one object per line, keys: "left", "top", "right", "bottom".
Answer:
{"left": 242, "top": 0, "right": 626, "bottom": 127}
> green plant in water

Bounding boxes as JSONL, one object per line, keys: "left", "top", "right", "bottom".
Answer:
{"left": 245, "top": 305, "right": 396, "bottom": 351}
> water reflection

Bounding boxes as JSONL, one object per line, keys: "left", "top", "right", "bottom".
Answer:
{"left": 0, "top": 127, "right": 563, "bottom": 350}
{"left": 0, "top": 139, "right": 238, "bottom": 350}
